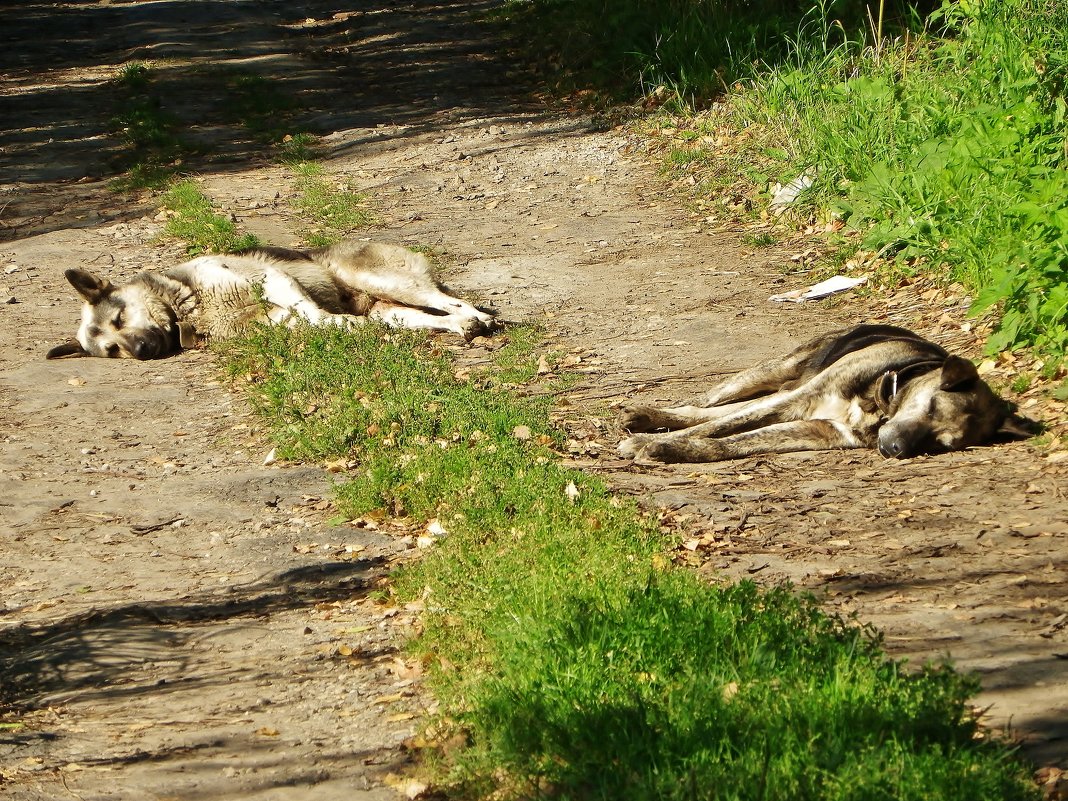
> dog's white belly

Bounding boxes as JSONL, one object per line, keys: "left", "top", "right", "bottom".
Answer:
{"left": 805, "top": 394, "right": 870, "bottom": 427}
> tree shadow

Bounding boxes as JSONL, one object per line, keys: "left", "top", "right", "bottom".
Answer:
{"left": 0, "top": 558, "right": 383, "bottom": 712}
{"left": 0, "top": 0, "right": 547, "bottom": 240}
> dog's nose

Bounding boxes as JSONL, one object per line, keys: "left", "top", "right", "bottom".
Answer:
{"left": 877, "top": 431, "right": 908, "bottom": 459}
{"left": 131, "top": 340, "right": 155, "bottom": 360}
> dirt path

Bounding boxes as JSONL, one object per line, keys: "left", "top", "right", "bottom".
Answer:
{"left": 1, "top": 1, "right": 1064, "bottom": 798}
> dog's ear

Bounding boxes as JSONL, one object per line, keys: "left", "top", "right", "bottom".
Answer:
{"left": 997, "top": 411, "right": 1041, "bottom": 440}
{"left": 939, "top": 355, "right": 979, "bottom": 391}
{"left": 177, "top": 321, "right": 201, "bottom": 349}
{"left": 874, "top": 371, "right": 896, "bottom": 413}
{"left": 65, "top": 268, "right": 113, "bottom": 304}
{"left": 46, "top": 339, "right": 89, "bottom": 359}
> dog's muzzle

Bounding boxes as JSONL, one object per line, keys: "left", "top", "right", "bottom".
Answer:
{"left": 877, "top": 431, "right": 912, "bottom": 459}
{"left": 123, "top": 327, "right": 178, "bottom": 360}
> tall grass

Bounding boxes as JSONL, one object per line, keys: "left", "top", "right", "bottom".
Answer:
{"left": 508, "top": 0, "right": 1068, "bottom": 363}
{"left": 505, "top": 0, "right": 921, "bottom": 99}
{"left": 220, "top": 322, "right": 1040, "bottom": 800}
{"left": 733, "top": 1, "right": 1068, "bottom": 362}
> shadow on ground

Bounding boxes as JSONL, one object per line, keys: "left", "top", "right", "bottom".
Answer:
{"left": 0, "top": 0, "right": 537, "bottom": 240}
{"left": 0, "top": 558, "right": 381, "bottom": 712}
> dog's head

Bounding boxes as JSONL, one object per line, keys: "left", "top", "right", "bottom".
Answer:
{"left": 876, "top": 356, "right": 1036, "bottom": 458}
{"left": 47, "top": 269, "right": 181, "bottom": 360}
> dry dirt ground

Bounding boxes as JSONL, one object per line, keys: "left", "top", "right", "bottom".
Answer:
{"left": 1, "top": 1, "right": 1066, "bottom": 798}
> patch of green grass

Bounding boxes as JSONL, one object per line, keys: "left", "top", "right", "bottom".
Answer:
{"left": 665, "top": 146, "right": 711, "bottom": 168}
{"left": 109, "top": 62, "right": 190, "bottom": 191}
{"left": 278, "top": 132, "right": 319, "bottom": 165}
{"left": 292, "top": 169, "right": 375, "bottom": 247}
{"left": 160, "top": 180, "right": 260, "bottom": 254}
{"left": 1010, "top": 374, "right": 1033, "bottom": 394}
{"left": 485, "top": 324, "right": 554, "bottom": 384}
{"left": 219, "top": 322, "right": 1039, "bottom": 801}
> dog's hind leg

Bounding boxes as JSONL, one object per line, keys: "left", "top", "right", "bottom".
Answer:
{"left": 620, "top": 334, "right": 831, "bottom": 432}
{"left": 620, "top": 419, "right": 863, "bottom": 463}
{"left": 327, "top": 244, "right": 496, "bottom": 331}
{"left": 368, "top": 303, "right": 483, "bottom": 339}
{"left": 698, "top": 336, "right": 830, "bottom": 406}
{"left": 619, "top": 399, "right": 755, "bottom": 433}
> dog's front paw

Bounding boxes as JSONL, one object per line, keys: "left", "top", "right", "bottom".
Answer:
{"left": 618, "top": 405, "right": 668, "bottom": 433}
{"left": 473, "top": 309, "right": 498, "bottom": 328}
{"left": 459, "top": 315, "right": 501, "bottom": 341}
{"left": 618, "top": 434, "right": 669, "bottom": 464}
{"left": 617, "top": 434, "right": 648, "bottom": 458}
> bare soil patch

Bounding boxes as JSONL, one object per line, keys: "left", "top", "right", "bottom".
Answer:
{"left": 1, "top": 1, "right": 1064, "bottom": 798}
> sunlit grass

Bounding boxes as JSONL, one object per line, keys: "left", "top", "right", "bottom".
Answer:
{"left": 219, "top": 321, "right": 1040, "bottom": 801}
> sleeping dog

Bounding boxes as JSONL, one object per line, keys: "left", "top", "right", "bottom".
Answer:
{"left": 48, "top": 241, "right": 497, "bottom": 360}
{"left": 619, "top": 325, "right": 1035, "bottom": 463}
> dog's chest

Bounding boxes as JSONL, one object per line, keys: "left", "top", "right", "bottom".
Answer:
{"left": 189, "top": 286, "right": 263, "bottom": 337}
{"left": 804, "top": 394, "right": 880, "bottom": 433}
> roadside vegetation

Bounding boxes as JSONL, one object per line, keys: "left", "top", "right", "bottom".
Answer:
{"left": 109, "top": 63, "right": 191, "bottom": 191}
{"left": 110, "top": 63, "right": 373, "bottom": 249}
{"left": 138, "top": 35, "right": 1042, "bottom": 800}
{"left": 154, "top": 191, "right": 1039, "bottom": 799}
{"left": 507, "top": 0, "right": 1068, "bottom": 369}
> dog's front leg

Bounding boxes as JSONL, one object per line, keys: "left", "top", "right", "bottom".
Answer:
{"left": 368, "top": 304, "right": 482, "bottom": 339}
{"left": 619, "top": 399, "right": 754, "bottom": 432}
{"left": 621, "top": 420, "right": 863, "bottom": 463}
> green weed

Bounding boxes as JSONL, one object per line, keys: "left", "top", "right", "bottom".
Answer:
{"left": 1010, "top": 374, "right": 1033, "bottom": 394}
{"left": 160, "top": 180, "right": 260, "bottom": 254}
{"left": 109, "top": 62, "right": 190, "bottom": 191}
{"left": 742, "top": 231, "right": 779, "bottom": 248}
{"left": 278, "top": 132, "right": 319, "bottom": 165}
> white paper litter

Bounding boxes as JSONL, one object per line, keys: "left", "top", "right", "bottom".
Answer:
{"left": 769, "top": 275, "right": 868, "bottom": 303}
{"left": 769, "top": 170, "right": 816, "bottom": 209}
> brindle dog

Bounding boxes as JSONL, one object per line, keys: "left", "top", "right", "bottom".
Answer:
{"left": 618, "top": 325, "right": 1036, "bottom": 463}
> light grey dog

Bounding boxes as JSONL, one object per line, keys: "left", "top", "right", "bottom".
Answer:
{"left": 47, "top": 241, "right": 497, "bottom": 360}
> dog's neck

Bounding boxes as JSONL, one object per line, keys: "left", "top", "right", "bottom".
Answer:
{"left": 137, "top": 271, "right": 198, "bottom": 319}
{"left": 890, "top": 359, "right": 944, "bottom": 395}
